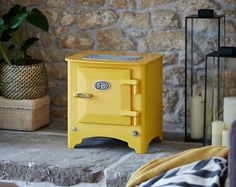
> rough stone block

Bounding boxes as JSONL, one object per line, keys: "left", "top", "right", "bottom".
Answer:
{"left": 140, "top": 0, "right": 175, "bottom": 9}
{"left": 79, "top": 10, "right": 118, "bottom": 29}
{"left": 163, "top": 49, "right": 183, "bottom": 65}
{"left": 224, "top": 0, "right": 236, "bottom": 3}
{"left": 20, "top": 0, "right": 41, "bottom": 6}
{"left": 42, "top": 33, "right": 53, "bottom": 48}
{"left": 141, "top": 31, "right": 185, "bottom": 51}
{"left": 53, "top": 27, "right": 69, "bottom": 36}
{"left": 109, "top": 0, "right": 135, "bottom": 9}
{"left": 29, "top": 49, "right": 67, "bottom": 63}
{"left": 164, "top": 67, "right": 185, "bottom": 86}
{"left": 176, "top": 0, "right": 217, "bottom": 11}
{"left": 163, "top": 89, "right": 178, "bottom": 113}
{"left": 45, "top": 64, "right": 67, "bottom": 80}
{"left": 97, "top": 29, "right": 135, "bottom": 50}
{"left": 42, "top": 8, "right": 58, "bottom": 25}
{"left": 46, "top": 0, "right": 70, "bottom": 8}
{"left": 120, "top": 12, "right": 151, "bottom": 29}
{"left": 75, "top": 0, "right": 105, "bottom": 7}
{"left": 60, "top": 12, "right": 75, "bottom": 26}
{"left": 226, "top": 21, "right": 236, "bottom": 34}
{"left": 223, "top": 9, "right": 236, "bottom": 18}
{"left": 58, "top": 33, "right": 94, "bottom": 49}
{"left": 152, "top": 10, "right": 179, "bottom": 31}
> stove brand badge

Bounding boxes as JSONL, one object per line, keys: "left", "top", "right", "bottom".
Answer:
{"left": 94, "top": 81, "right": 111, "bottom": 91}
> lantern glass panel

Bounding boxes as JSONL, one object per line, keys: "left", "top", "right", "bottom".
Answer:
{"left": 205, "top": 53, "right": 236, "bottom": 143}
{"left": 185, "top": 15, "right": 225, "bottom": 142}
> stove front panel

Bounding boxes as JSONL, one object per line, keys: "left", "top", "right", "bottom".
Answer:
{"left": 76, "top": 67, "right": 132, "bottom": 126}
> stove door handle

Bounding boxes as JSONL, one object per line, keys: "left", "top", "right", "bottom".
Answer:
{"left": 121, "top": 111, "right": 139, "bottom": 126}
{"left": 74, "top": 92, "right": 93, "bottom": 99}
{"left": 120, "top": 79, "right": 139, "bottom": 94}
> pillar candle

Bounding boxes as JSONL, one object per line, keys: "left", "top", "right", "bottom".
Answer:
{"left": 222, "top": 130, "right": 230, "bottom": 147}
{"left": 211, "top": 121, "right": 224, "bottom": 146}
{"left": 224, "top": 97, "right": 236, "bottom": 130}
{"left": 201, "top": 88, "right": 214, "bottom": 136}
{"left": 192, "top": 84, "right": 198, "bottom": 97}
{"left": 191, "top": 96, "right": 204, "bottom": 139}
{"left": 213, "top": 88, "right": 218, "bottom": 121}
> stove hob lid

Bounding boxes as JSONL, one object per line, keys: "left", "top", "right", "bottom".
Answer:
{"left": 82, "top": 54, "right": 142, "bottom": 62}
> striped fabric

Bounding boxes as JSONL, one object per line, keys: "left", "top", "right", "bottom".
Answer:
{"left": 127, "top": 146, "right": 228, "bottom": 187}
{"left": 137, "top": 157, "right": 227, "bottom": 187}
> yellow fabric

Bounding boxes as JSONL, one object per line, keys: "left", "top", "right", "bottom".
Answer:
{"left": 126, "top": 146, "right": 228, "bottom": 187}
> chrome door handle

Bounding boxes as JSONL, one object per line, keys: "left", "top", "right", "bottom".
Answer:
{"left": 74, "top": 92, "right": 93, "bottom": 99}
{"left": 120, "top": 79, "right": 139, "bottom": 94}
{"left": 121, "top": 111, "right": 139, "bottom": 126}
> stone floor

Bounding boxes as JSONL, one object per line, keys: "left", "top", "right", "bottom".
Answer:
{"left": 0, "top": 124, "right": 201, "bottom": 187}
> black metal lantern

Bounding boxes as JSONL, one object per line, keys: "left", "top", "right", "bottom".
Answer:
{"left": 185, "top": 11, "right": 225, "bottom": 143}
{"left": 204, "top": 47, "right": 236, "bottom": 145}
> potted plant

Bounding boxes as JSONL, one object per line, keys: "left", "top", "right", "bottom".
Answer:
{"left": 0, "top": 4, "right": 49, "bottom": 99}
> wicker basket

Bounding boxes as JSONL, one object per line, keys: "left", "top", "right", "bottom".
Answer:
{"left": 0, "top": 95, "right": 50, "bottom": 131}
{"left": 0, "top": 60, "right": 48, "bottom": 99}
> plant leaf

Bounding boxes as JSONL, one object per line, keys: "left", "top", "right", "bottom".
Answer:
{"left": 2, "top": 4, "right": 21, "bottom": 25}
{"left": 0, "top": 44, "right": 11, "bottom": 64}
{"left": 0, "top": 27, "right": 21, "bottom": 42}
{"left": 5, "top": 27, "right": 19, "bottom": 33}
{"left": 20, "top": 37, "right": 39, "bottom": 51}
{"left": 27, "top": 8, "right": 49, "bottom": 32}
{"left": 9, "top": 12, "right": 28, "bottom": 29}
{"left": 0, "top": 18, "right": 4, "bottom": 36}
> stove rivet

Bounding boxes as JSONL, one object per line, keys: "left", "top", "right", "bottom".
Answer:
{"left": 72, "top": 127, "right": 77, "bottom": 132}
{"left": 132, "top": 131, "right": 139, "bottom": 137}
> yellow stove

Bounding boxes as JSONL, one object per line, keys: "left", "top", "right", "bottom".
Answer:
{"left": 66, "top": 51, "right": 163, "bottom": 154}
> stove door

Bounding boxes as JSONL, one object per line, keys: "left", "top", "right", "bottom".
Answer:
{"left": 77, "top": 67, "right": 132, "bottom": 125}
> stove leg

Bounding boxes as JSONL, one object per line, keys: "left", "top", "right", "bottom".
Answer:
{"left": 158, "top": 134, "right": 163, "bottom": 143}
{"left": 68, "top": 135, "right": 83, "bottom": 149}
{"left": 128, "top": 141, "right": 149, "bottom": 154}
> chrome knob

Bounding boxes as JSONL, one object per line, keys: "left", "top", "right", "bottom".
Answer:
{"left": 132, "top": 131, "right": 139, "bottom": 137}
{"left": 72, "top": 127, "right": 77, "bottom": 132}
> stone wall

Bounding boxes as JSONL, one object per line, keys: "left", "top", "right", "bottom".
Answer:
{"left": 1, "top": 0, "right": 236, "bottom": 132}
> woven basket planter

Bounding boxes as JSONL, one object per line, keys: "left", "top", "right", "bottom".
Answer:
{"left": 0, "top": 95, "right": 50, "bottom": 131}
{"left": 0, "top": 60, "right": 48, "bottom": 100}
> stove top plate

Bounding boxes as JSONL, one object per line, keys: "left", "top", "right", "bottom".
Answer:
{"left": 82, "top": 54, "right": 142, "bottom": 62}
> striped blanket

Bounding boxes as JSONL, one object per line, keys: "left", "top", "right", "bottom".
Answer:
{"left": 137, "top": 157, "right": 227, "bottom": 187}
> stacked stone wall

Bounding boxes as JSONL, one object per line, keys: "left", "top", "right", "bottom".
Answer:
{"left": 1, "top": 0, "right": 235, "bottom": 131}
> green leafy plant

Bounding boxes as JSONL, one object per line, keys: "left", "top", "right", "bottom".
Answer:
{"left": 0, "top": 4, "right": 49, "bottom": 65}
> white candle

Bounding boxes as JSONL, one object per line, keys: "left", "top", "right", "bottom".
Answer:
{"left": 222, "top": 130, "right": 230, "bottom": 147}
{"left": 192, "top": 84, "right": 198, "bottom": 97}
{"left": 211, "top": 121, "right": 225, "bottom": 146}
{"left": 203, "top": 88, "right": 214, "bottom": 136}
{"left": 190, "top": 96, "right": 204, "bottom": 139}
{"left": 224, "top": 97, "right": 236, "bottom": 130}
{"left": 213, "top": 88, "right": 218, "bottom": 121}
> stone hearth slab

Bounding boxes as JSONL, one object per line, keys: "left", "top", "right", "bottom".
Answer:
{"left": 105, "top": 141, "right": 201, "bottom": 187}
{"left": 0, "top": 131, "right": 201, "bottom": 187}
{"left": 0, "top": 131, "right": 130, "bottom": 186}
